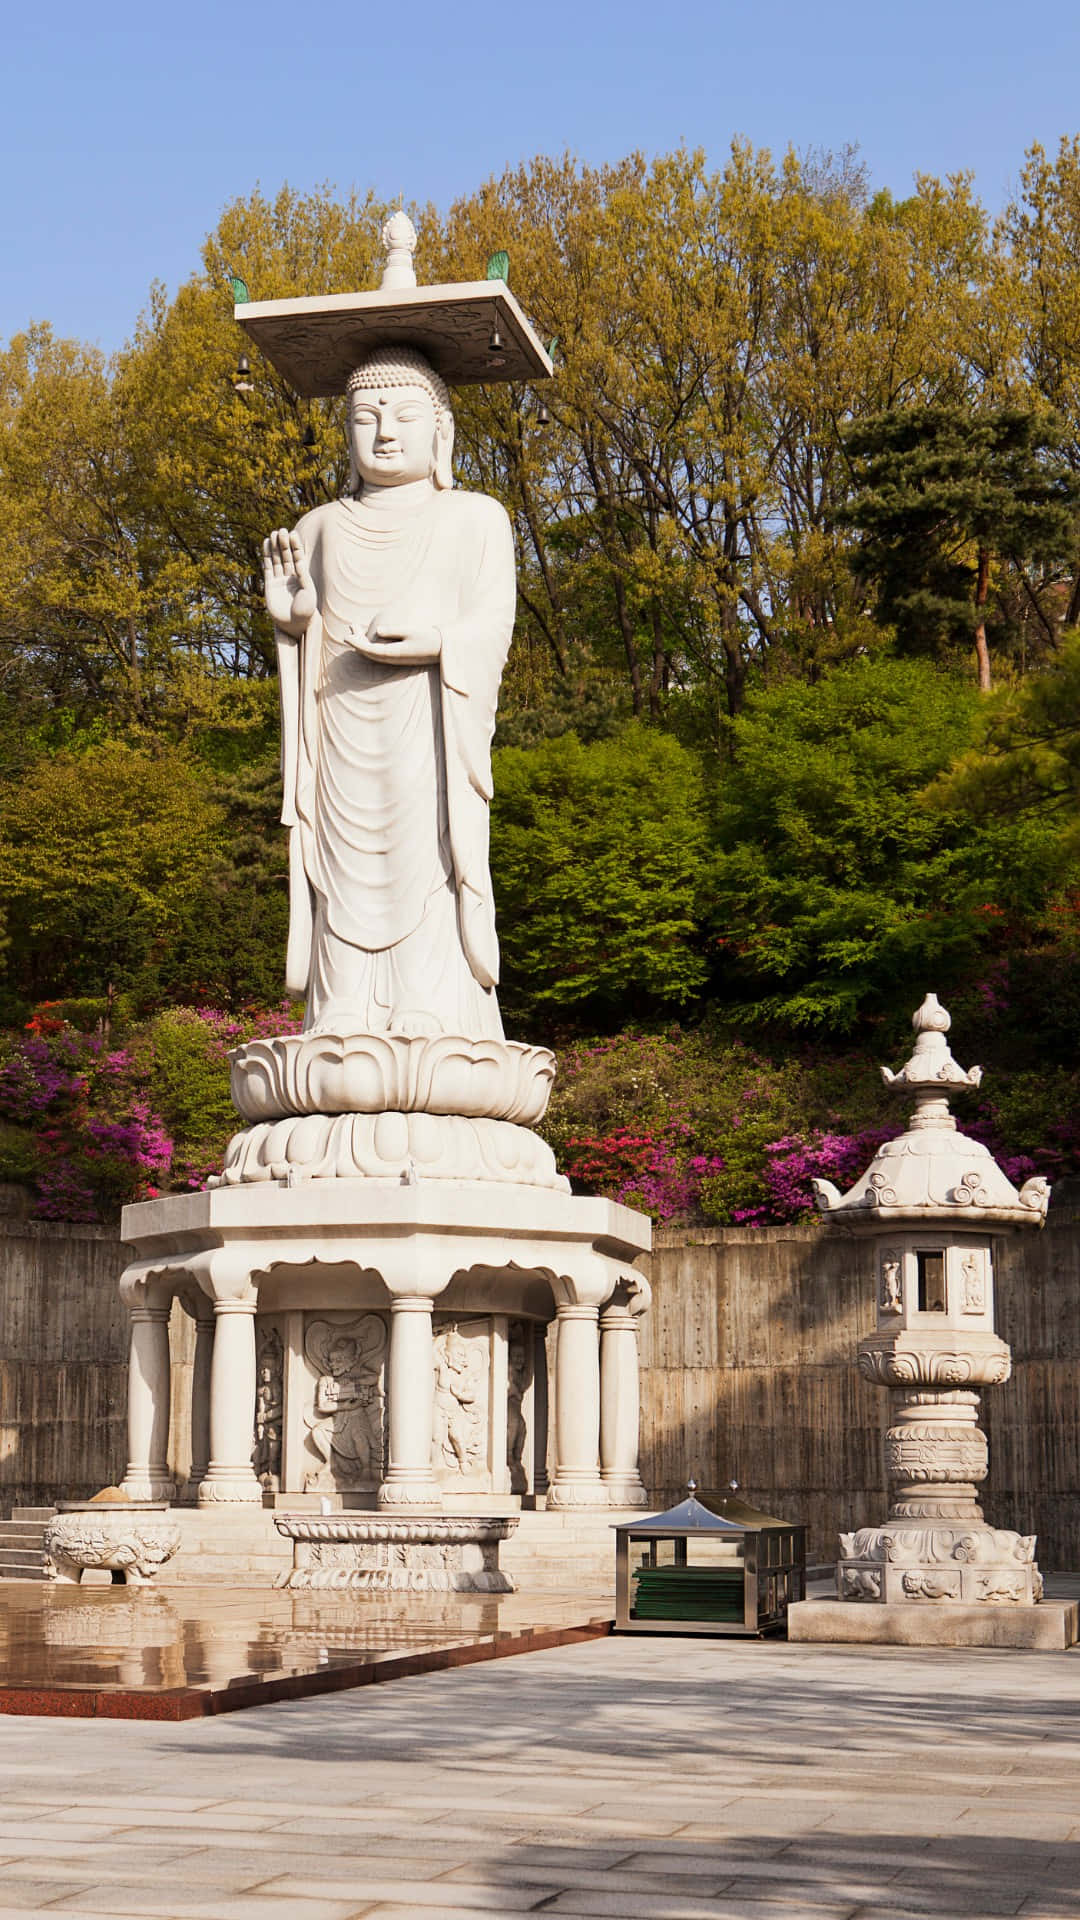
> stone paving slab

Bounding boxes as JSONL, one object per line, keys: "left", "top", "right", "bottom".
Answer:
{"left": 0, "top": 1635, "right": 1076, "bottom": 1917}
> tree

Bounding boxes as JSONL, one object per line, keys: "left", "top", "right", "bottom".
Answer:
{"left": 927, "top": 630, "right": 1080, "bottom": 854}
{"left": 490, "top": 724, "right": 708, "bottom": 1029}
{"left": 703, "top": 658, "right": 1063, "bottom": 1031}
{"left": 840, "top": 405, "right": 1080, "bottom": 688}
{"left": 999, "top": 139, "right": 1080, "bottom": 627}
{"left": 0, "top": 743, "right": 223, "bottom": 1004}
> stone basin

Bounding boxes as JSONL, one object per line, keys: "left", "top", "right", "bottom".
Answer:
{"left": 45, "top": 1503, "right": 182, "bottom": 1587}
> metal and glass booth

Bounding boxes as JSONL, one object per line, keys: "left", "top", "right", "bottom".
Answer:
{"left": 614, "top": 1484, "right": 806, "bottom": 1637}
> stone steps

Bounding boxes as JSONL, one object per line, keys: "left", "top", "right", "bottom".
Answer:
{"left": 0, "top": 1507, "right": 55, "bottom": 1580}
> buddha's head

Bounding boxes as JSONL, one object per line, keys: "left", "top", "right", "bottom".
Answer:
{"left": 346, "top": 345, "right": 454, "bottom": 494}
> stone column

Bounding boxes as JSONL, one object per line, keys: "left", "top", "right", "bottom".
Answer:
{"left": 548, "top": 1304, "right": 606, "bottom": 1508}
{"left": 885, "top": 1387, "right": 989, "bottom": 1523}
{"left": 533, "top": 1322, "right": 551, "bottom": 1497}
{"left": 121, "top": 1300, "right": 175, "bottom": 1501}
{"left": 198, "top": 1298, "right": 262, "bottom": 1506}
{"left": 599, "top": 1295, "right": 649, "bottom": 1507}
{"left": 378, "top": 1296, "right": 441, "bottom": 1509}
{"left": 183, "top": 1306, "right": 215, "bottom": 1502}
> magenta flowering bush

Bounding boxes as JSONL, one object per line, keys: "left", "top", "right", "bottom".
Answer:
{"left": 0, "top": 1000, "right": 305, "bottom": 1222}
{"left": 193, "top": 1003, "right": 303, "bottom": 1050}
{"left": 730, "top": 1128, "right": 894, "bottom": 1226}
{"left": 0, "top": 1020, "right": 175, "bottom": 1221}
{"left": 561, "top": 1123, "right": 726, "bottom": 1223}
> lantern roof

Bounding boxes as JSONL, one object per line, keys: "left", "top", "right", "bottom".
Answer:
{"left": 813, "top": 993, "right": 1049, "bottom": 1229}
{"left": 234, "top": 211, "right": 553, "bottom": 398}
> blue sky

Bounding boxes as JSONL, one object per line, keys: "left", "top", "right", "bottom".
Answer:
{"left": 4, "top": 0, "right": 1080, "bottom": 355}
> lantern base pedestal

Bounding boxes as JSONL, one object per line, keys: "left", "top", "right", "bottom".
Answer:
{"left": 787, "top": 1596, "right": 1078, "bottom": 1650}
{"left": 835, "top": 1521, "right": 1042, "bottom": 1606}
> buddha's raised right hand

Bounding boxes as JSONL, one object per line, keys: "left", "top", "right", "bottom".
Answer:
{"left": 263, "top": 528, "right": 317, "bottom": 636}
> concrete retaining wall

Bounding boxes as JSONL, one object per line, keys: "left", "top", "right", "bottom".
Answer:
{"left": 0, "top": 1207, "right": 1076, "bottom": 1566}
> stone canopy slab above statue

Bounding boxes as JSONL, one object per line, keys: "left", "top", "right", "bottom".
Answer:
{"left": 238, "top": 204, "right": 553, "bottom": 396}
{"left": 237, "top": 281, "right": 553, "bottom": 396}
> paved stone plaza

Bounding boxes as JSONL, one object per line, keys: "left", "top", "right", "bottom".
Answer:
{"left": 0, "top": 1633, "right": 1074, "bottom": 1918}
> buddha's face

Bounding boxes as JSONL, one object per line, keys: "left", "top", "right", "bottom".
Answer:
{"left": 349, "top": 382, "right": 439, "bottom": 488}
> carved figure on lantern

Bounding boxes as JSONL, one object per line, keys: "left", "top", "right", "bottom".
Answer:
{"left": 961, "top": 1252, "right": 986, "bottom": 1313}
{"left": 264, "top": 334, "right": 514, "bottom": 1043}
{"left": 880, "top": 1255, "right": 902, "bottom": 1314}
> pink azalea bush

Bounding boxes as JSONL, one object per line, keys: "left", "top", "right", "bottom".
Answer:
{"left": 561, "top": 1123, "right": 726, "bottom": 1223}
{"left": 0, "top": 1001, "right": 302, "bottom": 1222}
{"left": 0, "top": 1018, "right": 174, "bottom": 1221}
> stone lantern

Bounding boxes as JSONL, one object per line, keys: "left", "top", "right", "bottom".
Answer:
{"left": 809, "top": 993, "right": 1051, "bottom": 1619}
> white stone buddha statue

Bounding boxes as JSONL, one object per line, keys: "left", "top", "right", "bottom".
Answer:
{"left": 264, "top": 345, "right": 515, "bottom": 1042}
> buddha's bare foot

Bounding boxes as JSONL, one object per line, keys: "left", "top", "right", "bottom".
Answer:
{"left": 388, "top": 1010, "right": 442, "bottom": 1038}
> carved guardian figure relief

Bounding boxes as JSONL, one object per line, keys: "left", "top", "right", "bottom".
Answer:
{"left": 961, "top": 1252, "right": 986, "bottom": 1314}
{"left": 432, "top": 1322, "right": 488, "bottom": 1477}
{"left": 507, "top": 1321, "right": 529, "bottom": 1494}
{"left": 303, "top": 1314, "right": 386, "bottom": 1490}
{"left": 253, "top": 1324, "right": 284, "bottom": 1490}
{"left": 880, "top": 1253, "right": 902, "bottom": 1314}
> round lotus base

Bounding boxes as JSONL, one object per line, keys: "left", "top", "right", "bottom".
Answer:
{"left": 45, "top": 1503, "right": 182, "bottom": 1587}
{"left": 230, "top": 1031, "right": 555, "bottom": 1126}
{"left": 273, "top": 1513, "right": 517, "bottom": 1593}
{"left": 210, "top": 1111, "right": 568, "bottom": 1191}
{"left": 837, "top": 1522, "right": 1042, "bottom": 1606}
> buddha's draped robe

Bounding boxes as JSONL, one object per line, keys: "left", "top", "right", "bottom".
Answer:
{"left": 276, "top": 486, "right": 515, "bottom": 1039}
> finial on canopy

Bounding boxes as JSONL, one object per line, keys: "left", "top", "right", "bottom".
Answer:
{"left": 380, "top": 211, "right": 418, "bottom": 291}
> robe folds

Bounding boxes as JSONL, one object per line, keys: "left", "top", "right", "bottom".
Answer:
{"left": 275, "top": 485, "right": 516, "bottom": 1039}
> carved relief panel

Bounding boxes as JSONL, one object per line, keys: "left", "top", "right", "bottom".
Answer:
{"left": 301, "top": 1312, "right": 387, "bottom": 1493}
{"left": 507, "top": 1319, "right": 531, "bottom": 1495}
{"left": 253, "top": 1321, "right": 285, "bottom": 1492}
{"left": 959, "top": 1249, "right": 987, "bottom": 1315}
{"left": 431, "top": 1317, "right": 492, "bottom": 1489}
{"left": 879, "top": 1251, "right": 903, "bottom": 1315}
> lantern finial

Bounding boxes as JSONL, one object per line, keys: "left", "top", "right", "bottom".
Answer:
{"left": 912, "top": 991, "right": 950, "bottom": 1034}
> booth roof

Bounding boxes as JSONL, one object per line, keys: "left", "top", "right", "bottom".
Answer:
{"left": 613, "top": 1492, "right": 797, "bottom": 1536}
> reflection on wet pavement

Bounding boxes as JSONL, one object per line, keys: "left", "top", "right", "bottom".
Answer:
{"left": 0, "top": 1582, "right": 612, "bottom": 1714}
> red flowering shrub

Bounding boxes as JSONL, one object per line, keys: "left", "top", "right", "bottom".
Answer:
{"left": 562, "top": 1124, "right": 725, "bottom": 1223}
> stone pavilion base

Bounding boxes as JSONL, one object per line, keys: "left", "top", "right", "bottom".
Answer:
{"left": 118, "top": 1180, "right": 651, "bottom": 1518}
{"left": 787, "top": 1596, "right": 1078, "bottom": 1650}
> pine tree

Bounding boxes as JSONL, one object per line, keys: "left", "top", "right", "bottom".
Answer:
{"left": 839, "top": 406, "right": 1080, "bottom": 688}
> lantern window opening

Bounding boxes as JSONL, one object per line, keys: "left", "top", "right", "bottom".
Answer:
{"left": 916, "top": 1249, "right": 947, "bottom": 1314}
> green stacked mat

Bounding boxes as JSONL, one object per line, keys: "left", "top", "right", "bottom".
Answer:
{"left": 631, "top": 1564, "right": 745, "bottom": 1623}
